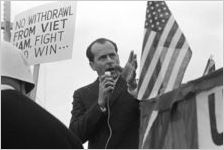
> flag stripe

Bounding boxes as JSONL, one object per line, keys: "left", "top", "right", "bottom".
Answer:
{"left": 142, "top": 54, "right": 162, "bottom": 99}
{"left": 149, "top": 28, "right": 182, "bottom": 98}
{"left": 163, "top": 22, "right": 178, "bottom": 47}
{"left": 138, "top": 32, "right": 160, "bottom": 90}
{"left": 141, "top": 18, "right": 179, "bottom": 99}
{"left": 141, "top": 21, "right": 179, "bottom": 99}
{"left": 141, "top": 110, "right": 159, "bottom": 148}
{"left": 138, "top": 31, "right": 161, "bottom": 91}
{"left": 173, "top": 48, "right": 192, "bottom": 89}
{"left": 137, "top": 16, "right": 175, "bottom": 99}
{"left": 139, "top": 31, "right": 156, "bottom": 74}
{"left": 142, "top": 29, "right": 151, "bottom": 53}
{"left": 165, "top": 42, "right": 190, "bottom": 92}
{"left": 158, "top": 35, "right": 186, "bottom": 94}
{"left": 175, "top": 34, "right": 185, "bottom": 49}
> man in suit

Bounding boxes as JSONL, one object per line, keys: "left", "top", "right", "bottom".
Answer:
{"left": 1, "top": 41, "right": 83, "bottom": 149}
{"left": 69, "top": 38, "right": 140, "bottom": 148}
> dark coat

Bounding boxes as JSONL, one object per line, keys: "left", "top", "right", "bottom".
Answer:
{"left": 1, "top": 89, "right": 83, "bottom": 149}
{"left": 69, "top": 77, "right": 140, "bottom": 149}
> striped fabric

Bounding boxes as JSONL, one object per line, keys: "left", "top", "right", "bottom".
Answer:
{"left": 137, "top": 1, "right": 192, "bottom": 100}
{"left": 203, "top": 55, "right": 216, "bottom": 76}
{"left": 140, "top": 68, "right": 223, "bottom": 149}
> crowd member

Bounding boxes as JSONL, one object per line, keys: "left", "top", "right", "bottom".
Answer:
{"left": 1, "top": 41, "right": 83, "bottom": 149}
{"left": 69, "top": 38, "right": 140, "bottom": 148}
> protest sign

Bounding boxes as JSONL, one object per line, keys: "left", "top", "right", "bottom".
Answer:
{"left": 11, "top": 1, "right": 77, "bottom": 65}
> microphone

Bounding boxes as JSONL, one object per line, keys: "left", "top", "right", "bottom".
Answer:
{"left": 105, "top": 71, "right": 111, "bottom": 76}
{"left": 105, "top": 71, "right": 114, "bottom": 94}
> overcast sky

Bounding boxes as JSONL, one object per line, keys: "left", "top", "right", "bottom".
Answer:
{"left": 1, "top": 1, "right": 223, "bottom": 127}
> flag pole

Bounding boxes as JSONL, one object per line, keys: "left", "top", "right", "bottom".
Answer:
{"left": 2, "top": 0, "right": 11, "bottom": 42}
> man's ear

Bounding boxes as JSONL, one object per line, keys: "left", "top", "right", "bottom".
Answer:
{"left": 89, "top": 61, "right": 96, "bottom": 71}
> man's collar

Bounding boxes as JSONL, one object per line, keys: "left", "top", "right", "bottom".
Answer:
{"left": 1, "top": 84, "right": 16, "bottom": 90}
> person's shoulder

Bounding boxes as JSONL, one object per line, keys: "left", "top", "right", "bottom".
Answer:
{"left": 1, "top": 89, "right": 38, "bottom": 109}
{"left": 74, "top": 78, "right": 99, "bottom": 94}
{"left": 2, "top": 89, "right": 25, "bottom": 99}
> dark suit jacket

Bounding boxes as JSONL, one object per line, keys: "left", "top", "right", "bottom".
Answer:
{"left": 1, "top": 89, "right": 83, "bottom": 149}
{"left": 69, "top": 77, "right": 140, "bottom": 149}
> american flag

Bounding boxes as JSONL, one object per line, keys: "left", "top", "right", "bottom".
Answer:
{"left": 137, "top": 1, "right": 192, "bottom": 100}
{"left": 203, "top": 55, "right": 215, "bottom": 76}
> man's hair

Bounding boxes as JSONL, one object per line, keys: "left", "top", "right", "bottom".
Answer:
{"left": 86, "top": 38, "right": 118, "bottom": 62}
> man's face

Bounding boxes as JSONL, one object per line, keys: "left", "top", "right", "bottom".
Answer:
{"left": 90, "top": 41, "right": 120, "bottom": 76}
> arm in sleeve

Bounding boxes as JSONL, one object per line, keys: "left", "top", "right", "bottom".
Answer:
{"left": 69, "top": 90, "right": 106, "bottom": 143}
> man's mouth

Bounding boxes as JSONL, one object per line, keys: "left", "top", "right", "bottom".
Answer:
{"left": 105, "top": 67, "right": 119, "bottom": 79}
{"left": 105, "top": 68, "right": 115, "bottom": 72}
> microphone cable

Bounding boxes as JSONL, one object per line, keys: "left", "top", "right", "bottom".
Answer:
{"left": 105, "top": 96, "right": 112, "bottom": 149}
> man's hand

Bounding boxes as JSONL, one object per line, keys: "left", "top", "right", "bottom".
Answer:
{"left": 121, "top": 51, "right": 138, "bottom": 91}
{"left": 98, "top": 74, "right": 115, "bottom": 107}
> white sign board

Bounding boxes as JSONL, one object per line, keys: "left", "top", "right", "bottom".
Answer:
{"left": 196, "top": 86, "right": 223, "bottom": 149}
{"left": 11, "top": 1, "right": 77, "bottom": 65}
